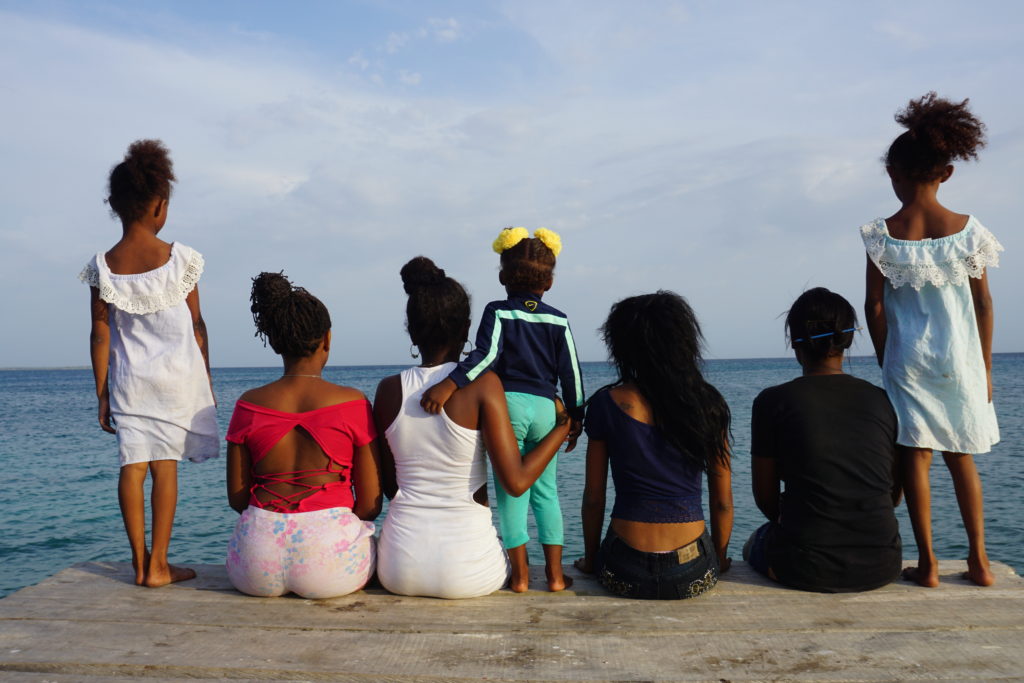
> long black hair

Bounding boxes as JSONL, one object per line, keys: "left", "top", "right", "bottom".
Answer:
{"left": 400, "top": 256, "right": 471, "bottom": 356}
{"left": 785, "top": 287, "right": 857, "bottom": 363}
{"left": 250, "top": 272, "right": 331, "bottom": 358}
{"left": 600, "top": 291, "right": 731, "bottom": 471}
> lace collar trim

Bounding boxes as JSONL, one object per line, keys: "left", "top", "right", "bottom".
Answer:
{"left": 860, "top": 217, "right": 1003, "bottom": 291}
{"left": 78, "top": 242, "right": 204, "bottom": 314}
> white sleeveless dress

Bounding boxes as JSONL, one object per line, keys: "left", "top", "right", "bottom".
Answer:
{"left": 377, "top": 363, "right": 510, "bottom": 598}
{"left": 861, "top": 217, "right": 1002, "bottom": 454}
{"left": 79, "top": 242, "right": 219, "bottom": 466}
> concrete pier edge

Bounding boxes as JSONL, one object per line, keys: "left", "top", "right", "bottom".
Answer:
{"left": 1, "top": 560, "right": 1021, "bottom": 681}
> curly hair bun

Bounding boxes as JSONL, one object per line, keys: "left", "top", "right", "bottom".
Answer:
{"left": 897, "top": 92, "right": 987, "bottom": 160}
{"left": 887, "top": 93, "right": 986, "bottom": 181}
{"left": 400, "top": 256, "right": 447, "bottom": 295}
{"left": 107, "top": 138, "right": 176, "bottom": 224}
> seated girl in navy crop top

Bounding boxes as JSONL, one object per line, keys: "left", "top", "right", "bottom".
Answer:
{"left": 575, "top": 291, "right": 733, "bottom": 600}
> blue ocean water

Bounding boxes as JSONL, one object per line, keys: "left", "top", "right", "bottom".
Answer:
{"left": 1, "top": 355, "right": 1021, "bottom": 598}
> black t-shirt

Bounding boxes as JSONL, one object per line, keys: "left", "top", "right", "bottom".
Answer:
{"left": 751, "top": 374, "right": 901, "bottom": 592}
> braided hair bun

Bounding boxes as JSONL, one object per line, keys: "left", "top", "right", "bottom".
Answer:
{"left": 886, "top": 92, "right": 987, "bottom": 182}
{"left": 400, "top": 256, "right": 447, "bottom": 294}
{"left": 108, "top": 139, "right": 176, "bottom": 224}
{"left": 400, "top": 256, "right": 470, "bottom": 354}
{"left": 250, "top": 272, "right": 331, "bottom": 358}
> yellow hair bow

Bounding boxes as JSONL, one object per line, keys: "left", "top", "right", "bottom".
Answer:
{"left": 491, "top": 226, "right": 563, "bottom": 257}
{"left": 492, "top": 227, "right": 530, "bottom": 254}
{"left": 533, "top": 227, "right": 562, "bottom": 257}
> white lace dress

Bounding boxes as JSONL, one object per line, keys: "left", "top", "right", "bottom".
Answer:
{"left": 861, "top": 216, "right": 1002, "bottom": 453}
{"left": 79, "top": 243, "right": 219, "bottom": 466}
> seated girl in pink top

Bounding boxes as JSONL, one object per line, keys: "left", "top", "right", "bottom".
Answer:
{"left": 225, "top": 272, "right": 382, "bottom": 599}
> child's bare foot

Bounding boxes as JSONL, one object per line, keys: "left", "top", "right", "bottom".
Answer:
{"left": 902, "top": 565, "right": 939, "bottom": 588}
{"left": 964, "top": 554, "right": 995, "bottom": 586}
{"left": 508, "top": 571, "right": 530, "bottom": 593}
{"left": 144, "top": 563, "right": 196, "bottom": 588}
{"left": 507, "top": 544, "right": 529, "bottom": 593}
{"left": 546, "top": 566, "right": 573, "bottom": 592}
{"left": 131, "top": 550, "right": 150, "bottom": 586}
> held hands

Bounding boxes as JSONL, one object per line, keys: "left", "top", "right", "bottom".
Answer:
{"left": 98, "top": 394, "right": 116, "bottom": 434}
{"left": 420, "top": 378, "right": 457, "bottom": 414}
{"left": 566, "top": 418, "right": 582, "bottom": 452}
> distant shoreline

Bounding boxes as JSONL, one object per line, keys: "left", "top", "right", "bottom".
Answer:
{"left": 3, "top": 352, "right": 1022, "bottom": 372}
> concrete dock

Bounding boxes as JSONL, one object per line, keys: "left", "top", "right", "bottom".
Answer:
{"left": 0, "top": 560, "right": 1021, "bottom": 681}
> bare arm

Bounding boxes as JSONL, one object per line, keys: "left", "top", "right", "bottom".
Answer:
{"left": 372, "top": 375, "right": 401, "bottom": 499}
{"left": 969, "top": 269, "right": 994, "bottom": 402}
{"left": 864, "top": 256, "right": 887, "bottom": 367}
{"left": 575, "top": 438, "right": 609, "bottom": 574}
{"left": 226, "top": 442, "right": 252, "bottom": 514}
{"left": 707, "top": 447, "right": 733, "bottom": 573}
{"left": 88, "top": 287, "right": 115, "bottom": 434}
{"left": 351, "top": 441, "right": 383, "bottom": 521}
{"left": 185, "top": 286, "right": 214, "bottom": 401}
{"left": 478, "top": 373, "right": 570, "bottom": 496}
{"left": 751, "top": 456, "right": 780, "bottom": 522}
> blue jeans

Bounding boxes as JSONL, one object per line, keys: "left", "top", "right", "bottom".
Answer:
{"left": 596, "top": 528, "right": 719, "bottom": 600}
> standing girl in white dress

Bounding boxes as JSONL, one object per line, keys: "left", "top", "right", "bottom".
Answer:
{"left": 862, "top": 93, "right": 1003, "bottom": 587}
{"left": 80, "top": 140, "right": 219, "bottom": 587}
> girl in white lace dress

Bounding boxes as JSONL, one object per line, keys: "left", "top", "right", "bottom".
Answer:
{"left": 863, "top": 94, "right": 1002, "bottom": 588}
{"left": 80, "top": 140, "right": 218, "bottom": 587}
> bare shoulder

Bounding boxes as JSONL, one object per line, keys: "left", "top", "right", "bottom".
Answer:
{"left": 326, "top": 383, "right": 369, "bottom": 404}
{"left": 609, "top": 383, "right": 653, "bottom": 424}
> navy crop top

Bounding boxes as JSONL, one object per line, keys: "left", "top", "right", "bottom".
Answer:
{"left": 584, "top": 388, "right": 704, "bottom": 523}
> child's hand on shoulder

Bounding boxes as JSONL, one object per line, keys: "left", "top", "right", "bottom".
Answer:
{"left": 421, "top": 378, "right": 457, "bottom": 414}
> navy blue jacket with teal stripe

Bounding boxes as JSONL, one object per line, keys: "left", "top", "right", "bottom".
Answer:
{"left": 448, "top": 292, "right": 585, "bottom": 421}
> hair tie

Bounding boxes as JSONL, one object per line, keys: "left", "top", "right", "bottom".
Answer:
{"left": 533, "top": 227, "right": 562, "bottom": 257}
{"left": 792, "top": 327, "right": 858, "bottom": 343}
{"left": 492, "top": 227, "right": 530, "bottom": 254}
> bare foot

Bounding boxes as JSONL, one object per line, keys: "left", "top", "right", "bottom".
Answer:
{"left": 145, "top": 563, "right": 196, "bottom": 588}
{"left": 131, "top": 550, "right": 150, "bottom": 586}
{"left": 964, "top": 555, "right": 995, "bottom": 586}
{"left": 546, "top": 568, "right": 573, "bottom": 592}
{"left": 902, "top": 565, "right": 939, "bottom": 588}
{"left": 508, "top": 570, "right": 530, "bottom": 593}
{"left": 507, "top": 544, "right": 529, "bottom": 593}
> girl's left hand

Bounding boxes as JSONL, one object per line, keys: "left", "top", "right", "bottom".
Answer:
{"left": 718, "top": 554, "right": 732, "bottom": 574}
{"left": 98, "top": 395, "right": 116, "bottom": 434}
{"left": 987, "top": 369, "right": 993, "bottom": 403}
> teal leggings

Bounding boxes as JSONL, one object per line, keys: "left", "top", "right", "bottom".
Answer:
{"left": 493, "top": 392, "right": 564, "bottom": 549}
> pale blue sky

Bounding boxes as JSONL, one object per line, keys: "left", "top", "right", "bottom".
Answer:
{"left": 1, "top": 1, "right": 1021, "bottom": 367}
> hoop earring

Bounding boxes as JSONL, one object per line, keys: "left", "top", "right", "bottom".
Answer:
{"left": 410, "top": 343, "right": 419, "bottom": 359}
{"left": 462, "top": 340, "right": 472, "bottom": 356}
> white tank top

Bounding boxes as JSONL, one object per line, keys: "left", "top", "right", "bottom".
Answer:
{"left": 377, "top": 363, "right": 509, "bottom": 598}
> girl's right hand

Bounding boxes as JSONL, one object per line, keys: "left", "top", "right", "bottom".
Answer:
{"left": 987, "top": 369, "right": 993, "bottom": 403}
{"left": 573, "top": 556, "right": 594, "bottom": 574}
{"left": 98, "top": 395, "right": 116, "bottom": 434}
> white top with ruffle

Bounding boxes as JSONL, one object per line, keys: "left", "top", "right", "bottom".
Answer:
{"left": 79, "top": 243, "right": 218, "bottom": 462}
{"left": 860, "top": 217, "right": 1000, "bottom": 453}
